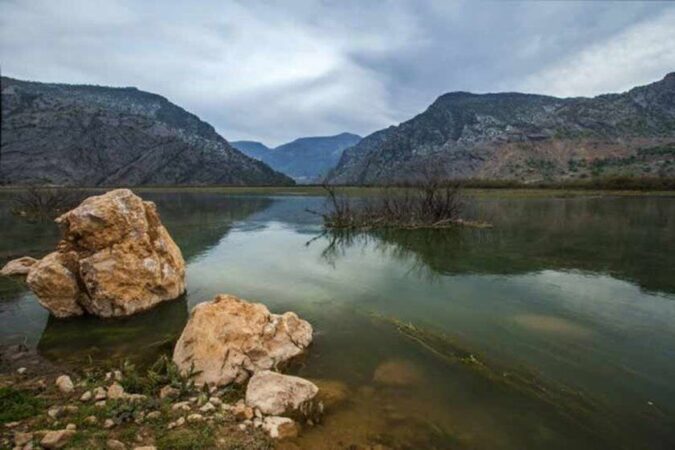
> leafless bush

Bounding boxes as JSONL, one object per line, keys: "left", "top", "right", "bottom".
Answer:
{"left": 11, "top": 186, "right": 83, "bottom": 223}
{"left": 314, "top": 179, "right": 465, "bottom": 229}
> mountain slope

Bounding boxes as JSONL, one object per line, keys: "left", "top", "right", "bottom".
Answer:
{"left": 326, "top": 73, "right": 675, "bottom": 184}
{"left": 0, "top": 77, "right": 294, "bottom": 186}
{"left": 232, "top": 132, "right": 361, "bottom": 183}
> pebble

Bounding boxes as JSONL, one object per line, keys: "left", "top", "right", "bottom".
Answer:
{"left": 40, "top": 430, "right": 75, "bottom": 449}
{"left": 187, "top": 413, "right": 204, "bottom": 423}
{"left": 159, "top": 385, "right": 179, "bottom": 400}
{"left": 171, "top": 401, "right": 191, "bottom": 411}
{"left": 55, "top": 375, "right": 74, "bottom": 394}
{"left": 96, "top": 400, "right": 107, "bottom": 408}
{"left": 65, "top": 424, "right": 76, "bottom": 431}
{"left": 14, "top": 431, "right": 33, "bottom": 446}
{"left": 198, "top": 402, "right": 216, "bottom": 413}
{"left": 107, "top": 439, "right": 126, "bottom": 450}
{"left": 17, "top": 367, "right": 27, "bottom": 375}
{"left": 208, "top": 396, "right": 222, "bottom": 406}
{"left": 107, "top": 382, "right": 125, "bottom": 400}
{"left": 133, "top": 447, "right": 156, "bottom": 450}
{"left": 93, "top": 387, "right": 107, "bottom": 401}
{"left": 103, "top": 419, "right": 115, "bottom": 429}
{"left": 84, "top": 416, "right": 98, "bottom": 425}
{"left": 145, "top": 411, "right": 161, "bottom": 420}
{"left": 80, "top": 391, "right": 92, "bottom": 402}
{"left": 47, "top": 406, "right": 63, "bottom": 420}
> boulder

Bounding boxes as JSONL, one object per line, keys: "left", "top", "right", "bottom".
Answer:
{"left": 0, "top": 256, "right": 37, "bottom": 277}
{"left": 24, "top": 189, "right": 185, "bottom": 318}
{"left": 245, "top": 370, "right": 320, "bottom": 419}
{"left": 173, "top": 294, "right": 312, "bottom": 386}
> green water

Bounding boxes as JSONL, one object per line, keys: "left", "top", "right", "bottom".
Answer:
{"left": 1, "top": 191, "right": 674, "bottom": 449}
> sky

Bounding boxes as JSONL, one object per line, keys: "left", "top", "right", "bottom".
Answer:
{"left": 1, "top": 0, "right": 674, "bottom": 146}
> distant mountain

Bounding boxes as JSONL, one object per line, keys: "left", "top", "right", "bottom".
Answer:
{"left": 326, "top": 73, "right": 675, "bottom": 184}
{"left": 232, "top": 132, "right": 361, "bottom": 183}
{"left": 0, "top": 77, "right": 294, "bottom": 186}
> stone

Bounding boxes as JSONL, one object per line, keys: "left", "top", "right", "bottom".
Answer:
{"left": 262, "top": 416, "right": 300, "bottom": 439}
{"left": 55, "top": 375, "right": 74, "bottom": 393}
{"left": 93, "top": 387, "right": 107, "bottom": 401}
{"left": 107, "top": 439, "right": 126, "bottom": 450}
{"left": 26, "top": 252, "right": 85, "bottom": 318}
{"left": 80, "top": 391, "right": 92, "bottom": 402}
{"left": 246, "top": 371, "right": 320, "bottom": 418}
{"left": 63, "top": 405, "right": 78, "bottom": 414}
{"left": 103, "top": 419, "right": 115, "bottom": 429}
{"left": 17, "top": 367, "right": 27, "bottom": 375}
{"left": 145, "top": 411, "right": 161, "bottom": 420}
{"left": 84, "top": 416, "right": 97, "bottom": 425}
{"left": 159, "top": 385, "right": 179, "bottom": 400}
{"left": 186, "top": 413, "right": 203, "bottom": 423}
{"left": 199, "top": 402, "right": 216, "bottom": 413}
{"left": 95, "top": 400, "right": 106, "bottom": 408}
{"left": 1, "top": 256, "right": 38, "bottom": 277}
{"left": 40, "top": 430, "right": 75, "bottom": 449}
{"left": 133, "top": 447, "right": 156, "bottom": 450}
{"left": 173, "top": 294, "right": 313, "bottom": 386}
{"left": 26, "top": 189, "right": 186, "bottom": 318}
{"left": 232, "top": 401, "right": 254, "bottom": 421}
{"left": 373, "top": 359, "right": 424, "bottom": 387}
{"left": 208, "top": 396, "right": 222, "bottom": 406}
{"left": 47, "top": 406, "right": 64, "bottom": 420}
{"left": 171, "top": 401, "right": 191, "bottom": 412}
{"left": 14, "top": 431, "right": 33, "bottom": 446}
{"left": 65, "top": 424, "right": 76, "bottom": 431}
{"left": 107, "top": 382, "right": 125, "bottom": 400}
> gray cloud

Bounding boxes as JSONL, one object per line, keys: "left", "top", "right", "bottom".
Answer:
{"left": 1, "top": 0, "right": 674, "bottom": 145}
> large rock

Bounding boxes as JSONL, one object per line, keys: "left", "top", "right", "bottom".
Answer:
{"left": 173, "top": 295, "right": 313, "bottom": 386}
{"left": 245, "top": 370, "right": 320, "bottom": 418}
{"left": 25, "top": 189, "right": 186, "bottom": 318}
{"left": 0, "top": 256, "right": 37, "bottom": 277}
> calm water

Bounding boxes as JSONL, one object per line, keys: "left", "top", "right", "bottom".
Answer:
{"left": 1, "top": 191, "right": 674, "bottom": 450}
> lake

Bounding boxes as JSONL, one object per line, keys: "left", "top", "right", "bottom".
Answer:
{"left": 1, "top": 189, "right": 674, "bottom": 449}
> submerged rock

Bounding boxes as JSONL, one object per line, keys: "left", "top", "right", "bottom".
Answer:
{"left": 23, "top": 189, "right": 186, "bottom": 318}
{"left": 172, "top": 294, "right": 313, "bottom": 386}
{"left": 373, "top": 359, "right": 424, "bottom": 387}
{"left": 0, "top": 256, "right": 37, "bottom": 277}
{"left": 262, "top": 416, "right": 300, "bottom": 439}
{"left": 245, "top": 370, "right": 320, "bottom": 419}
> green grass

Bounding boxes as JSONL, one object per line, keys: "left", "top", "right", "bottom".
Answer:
{"left": 156, "top": 423, "right": 216, "bottom": 450}
{"left": 0, "top": 386, "right": 44, "bottom": 424}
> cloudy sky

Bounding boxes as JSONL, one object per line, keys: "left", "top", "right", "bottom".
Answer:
{"left": 1, "top": 0, "right": 674, "bottom": 145}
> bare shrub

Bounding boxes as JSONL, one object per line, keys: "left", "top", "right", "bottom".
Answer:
{"left": 11, "top": 186, "right": 83, "bottom": 223}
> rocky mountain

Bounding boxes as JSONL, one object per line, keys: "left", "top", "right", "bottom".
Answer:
{"left": 326, "top": 73, "right": 675, "bottom": 184}
{"left": 0, "top": 77, "right": 294, "bottom": 186}
{"left": 232, "top": 132, "right": 361, "bottom": 183}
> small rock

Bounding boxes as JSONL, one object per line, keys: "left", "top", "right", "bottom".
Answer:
{"left": 113, "top": 370, "right": 123, "bottom": 381}
{"left": 4, "top": 421, "right": 21, "bottom": 428}
{"left": 106, "top": 439, "right": 126, "bottom": 450}
{"left": 84, "top": 416, "right": 97, "bottom": 425}
{"left": 159, "top": 385, "right": 179, "bottom": 400}
{"left": 95, "top": 400, "right": 107, "bottom": 408}
{"left": 254, "top": 408, "right": 262, "bottom": 419}
{"left": 107, "top": 382, "right": 125, "bottom": 400}
{"left": 199, "top": 402, "right": 215, "bottom": 413}
{"left": 14, "top": 431, "right": 33, "bottom": 446}
{"left": 145, "top": 411, "right": 161, "bottom": 420}
{"left": 55, "top": 375, "right": 74, "bottom": 394}
{"left": 40, "top": 430, "right": 75, "bottom": 449}
{"left": 1, "top": 256, "right": 38, "bottom": 277}
{"left": 245, "top": 371, "right": 319, "bottom": 418}
{"left": 132, "top": 447, "right": 156, "bottom": 450}
{"left": 253, "top": 417, "right": 263, "bottom": 428}
{"left": 80, "top": 391, "right": 92, "bottom": 402}
{"left": 65, "top": 424, "right": 76, "bottom": 431}
{"left": 262, "top": 416, "right": 299, "bottom": 439}
{"left": 93, "top": 387, "right": 107, "bottom": 401}
{"left": 47, "top": 406, "right": 64, "bottom": 420}
{"left": 63, "top": 405, "right": 78, "bottom": 414}
{"left": 17, "top": 367, "right": 27, "bottom": 375}
{"left": 105, "top": 372, "right": 113, "bottom": 381}
{"left": 126, "top": 393, "right": 147, "bottom": 403}
{"left": 187, "top": 413, "right": 203, "bottom": 423}
{"left": 103, "top": 419, "right": 115, "bottom": 429}
{"left": 238, "top": 423, "right": 247, "bottom": 431}
{"left": 171, "top": 401, "right": 191, "bottom": 411}
{"left": 232, "top": 401, "right": 254, "bottom": 421}
{"left": 208, "top": 396, "right": 222, "bottom": 406}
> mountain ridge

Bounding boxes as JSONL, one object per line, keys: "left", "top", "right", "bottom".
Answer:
{"left": 0, "top": 77, "right": 294, "bottom": 186}
{"left": 326, "top": 73, "right": 675, "bottom": 184}
{"left": 232, "top": 132, "right": 361, "bottom": 183}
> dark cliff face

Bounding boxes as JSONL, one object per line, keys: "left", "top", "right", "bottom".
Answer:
{"left": 0, "top": 77, "right": 294, "bottom": 186}
{"left": 233, "top": 132, "right": 361, "bottom": 183}
{"left": 326, "top": 73, "right": 675, "bottom": 184}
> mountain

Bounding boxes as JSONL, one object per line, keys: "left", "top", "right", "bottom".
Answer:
{"left": 0, "top": 77, "right": 294, "bottom": 186}
{"left": 326, "top": 73, "right": 675, "bottom": 184}
{"left": 232, "top": 132, "right": 361, "bottom": 183}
